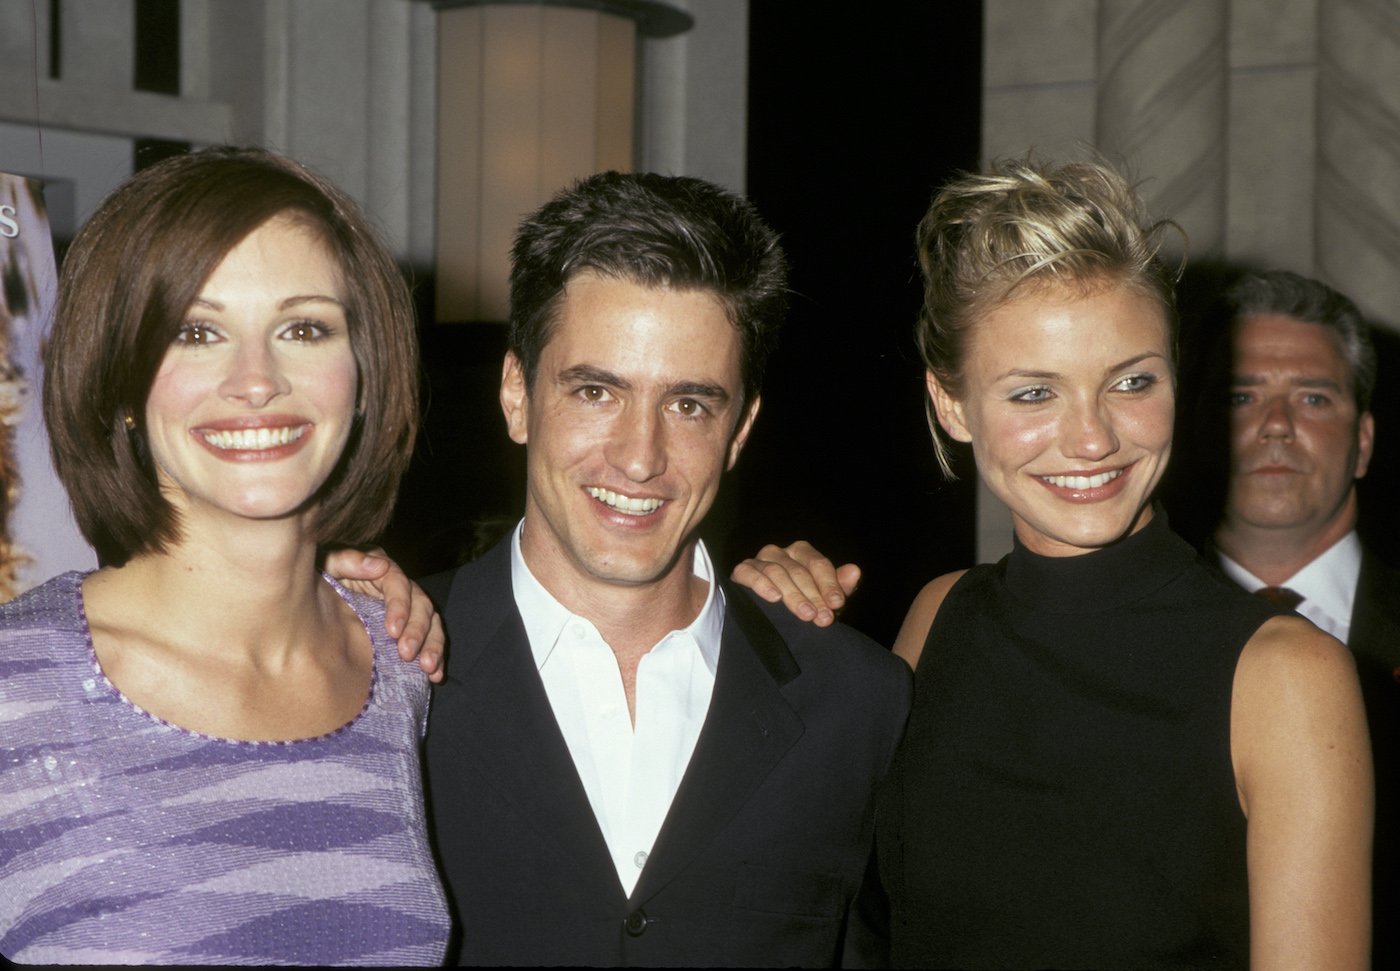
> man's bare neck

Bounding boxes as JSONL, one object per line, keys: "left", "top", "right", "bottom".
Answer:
{"left": 1214, "top": 505, "right": 1357, "bottom": 586}
{"left": 564, "top": 570, "right": 710, "bottom": 658}
{"left": 531, "top": 560, "right": 711, "bottom": 727}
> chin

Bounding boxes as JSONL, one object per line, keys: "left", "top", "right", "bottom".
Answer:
{"left": 1027, "top": 505, "right": 1150, "bottom": 554}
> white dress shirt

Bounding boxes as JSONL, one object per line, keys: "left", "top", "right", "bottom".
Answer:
{"left": 1217, "top": 530, "right": 1361, "bottom": 643}
{"left": 510, "top": 522, "right": 724, "bottom": 896}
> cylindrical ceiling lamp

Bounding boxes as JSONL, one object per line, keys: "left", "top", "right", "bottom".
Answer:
{"left": 431, "top": 0, "right": 692, "bottom": 322}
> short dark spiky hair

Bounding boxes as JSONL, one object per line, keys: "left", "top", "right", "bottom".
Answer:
{"left": 44, "top": 146, "right": 419, "bottom": 565}
{"left": 507, "top": 171, "right": 789, "bottom": 408}
{"left": 1225, "top": 269, "right": 1376, "bottom": 412}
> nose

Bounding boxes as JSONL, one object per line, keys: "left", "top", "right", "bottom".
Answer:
{"left": 1062, "top": 397, "right": 1119, "bottom": 461}
{"left": 606, "top": 407, "right": 668, "bottom": 482}
{"left": 1258, "top": 396, "right": 1294, "bottom": 440}
{"left": 219, "top": 338, "right": 290, "bottom": 408}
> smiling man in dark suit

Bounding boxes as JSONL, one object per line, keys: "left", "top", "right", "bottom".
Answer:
{"left": 1209, "top": 269, "right": 1399, "bottom": 967}
{"left": 421, "top": 171, "right": 910, "bottom": 967}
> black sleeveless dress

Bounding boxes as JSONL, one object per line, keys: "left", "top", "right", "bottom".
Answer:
{"left": 876, "top": 513, "right": 1282, "bottom": 969}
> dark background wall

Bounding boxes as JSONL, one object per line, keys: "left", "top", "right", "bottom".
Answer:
{"left": 729, "top": 4, "right": 983, "bottom": 644}
{"left": 384, "top": 4, "right": 985, "bottom": 647}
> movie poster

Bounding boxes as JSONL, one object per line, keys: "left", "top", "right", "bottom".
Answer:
{"left": 0, "top": 172, "right": 96, "bottom": 601}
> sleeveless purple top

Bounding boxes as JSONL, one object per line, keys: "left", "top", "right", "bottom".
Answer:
{"left": 0, "top": 571, "right": 449, "bottom": 965}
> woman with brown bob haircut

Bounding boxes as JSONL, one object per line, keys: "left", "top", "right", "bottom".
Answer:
{"left": 0, "top": 147, "right": 450, "bottom": 965}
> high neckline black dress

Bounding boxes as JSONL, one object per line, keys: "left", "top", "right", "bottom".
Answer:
{"left": 876, "top": 512, "right": 1281, "bottom": 969}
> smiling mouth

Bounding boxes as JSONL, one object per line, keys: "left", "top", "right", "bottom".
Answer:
{"left": 588, "top": 487, "right": 663, "bottom": 516}
{"left": 201, "top": 426, "right": 308, "bottom": 451}
{"left": 1037, "top": 469, "right": 1124, "bottom": 490}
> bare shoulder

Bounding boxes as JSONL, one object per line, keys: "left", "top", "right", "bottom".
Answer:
{"left": 1231, "top": 614, "right": 1368, "bottom": 805}
{"left": 1235, "top": 614, "right": 1358, "bottom": 693}
{"left": 1230, "top": 618, "right": 1372, "bottom": 968}
{"left": 892, "top": 569, "right": 969, "bottom": 669}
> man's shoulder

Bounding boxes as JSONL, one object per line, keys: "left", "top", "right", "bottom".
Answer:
{"left": 1351, "top": 549, "right": 1400, "bottom": 648}
{"left": 418, "top": 538, "right": 512, "bottom": 611}
{"left": 727, "top": 585, "right": 907, "bottom": 681}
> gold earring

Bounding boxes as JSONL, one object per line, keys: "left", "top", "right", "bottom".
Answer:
{"left": 124, "top": 414, "right": 135, "bottom": 431}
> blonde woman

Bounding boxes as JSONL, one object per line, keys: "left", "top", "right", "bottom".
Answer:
{"left": 738, "top": 157, "right": 1371, "bottom": 969}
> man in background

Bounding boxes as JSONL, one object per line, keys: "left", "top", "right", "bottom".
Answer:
{"left": 1207, "top": 269, "right": 1397, "bottom": 966}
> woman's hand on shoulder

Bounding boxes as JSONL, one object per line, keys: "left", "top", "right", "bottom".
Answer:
{"left": 1232, "top": 615, "right": 1372, "bottom": 970}
{"left": 323, "top": 548, "right": 446, "bottom": 683}
{"left": 730, "top": 541, "right": 861, "bottom": 628}
{"left": 892, "top": 570, "right": 967, "bottom": 669}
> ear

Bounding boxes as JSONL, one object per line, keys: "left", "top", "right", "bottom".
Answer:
{"left": 726, "top": 394, "right": 762, "bottom": 470}
{"left": 926, "top": 371, "right": 972, "bottom": 443}
{"left": 500, "top": 352, "right": 530, "bottom": 445}
{"left": 1354, "top": 410, "right": 1375, "bottom": 480}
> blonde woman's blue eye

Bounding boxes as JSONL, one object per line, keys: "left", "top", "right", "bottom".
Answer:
{"left": 1012, "top": 387, "right": 1051, "bottom": 403}
{"left": 1117, "top": 374, "right": 1156, "bottom": 392}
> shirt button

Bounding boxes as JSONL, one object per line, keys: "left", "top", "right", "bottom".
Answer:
{"left": 633, "top": 850, "right": 648, "bottom": 869}
{"left": 624, "top": 909, "right": 649, "bottom": 937}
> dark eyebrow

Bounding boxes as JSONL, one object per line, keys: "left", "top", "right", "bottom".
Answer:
{"left": 1231, "top": 374, "right": 1344, "bottom": 391}
{"left": 557, "top": 364, "right": 630, "bottom": 390}
{"left": 190, "top": 294, "right": 345, "bottom": 312}
{"left": 669, "top": 381, "right": 730, "bottom": 403}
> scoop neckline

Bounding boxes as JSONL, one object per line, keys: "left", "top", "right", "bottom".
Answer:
{"left": 72, "top": 570, "right": 377, "bottom": 746}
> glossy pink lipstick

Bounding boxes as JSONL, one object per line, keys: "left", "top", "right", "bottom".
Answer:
{"left": 192, "top": 416, "right": 313, "bottom": 462}
{"left": 1033, "top": 463, "right": 1134, "bottom": 502}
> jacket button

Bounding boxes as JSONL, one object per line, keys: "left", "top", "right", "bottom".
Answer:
{"left": 624, "top": 909, "right": 649, "bottom": 937}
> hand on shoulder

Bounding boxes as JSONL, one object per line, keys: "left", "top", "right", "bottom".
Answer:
{"left": 730, "top": 540, "right": 861, "bottom": 628}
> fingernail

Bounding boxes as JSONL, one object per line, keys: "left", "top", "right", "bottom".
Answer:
{"left": 797, "top": 602, "right": 816, "bottom": 619}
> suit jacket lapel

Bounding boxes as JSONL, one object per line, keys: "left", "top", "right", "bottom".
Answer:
{"left": 438, "top": 543, "right": 625, "bottom": 902}
{"left": 631, "top": 586, "right": 805, "bottom": 903}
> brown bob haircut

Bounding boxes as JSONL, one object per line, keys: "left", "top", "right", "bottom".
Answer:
{"left": 44, "top": 146, "right": 419, "bottom": 565}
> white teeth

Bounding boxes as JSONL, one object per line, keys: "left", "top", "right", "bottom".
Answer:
{"left": 1041, "top": 469, "right": 1122, "bottom": 490}
{"left": 202, "top": 426, "right": 306, "bottom": 451}
{"left": 587, "top": 487, "right": 662, "bottom": 515}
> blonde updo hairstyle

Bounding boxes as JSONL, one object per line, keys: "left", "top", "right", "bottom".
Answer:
{"left": 915, "top": 155, "right": 1181, "bottom": 476}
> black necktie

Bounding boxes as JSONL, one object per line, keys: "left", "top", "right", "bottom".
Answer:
{"left": 1254, "top": 586, "right": 1304, "bottom": 610}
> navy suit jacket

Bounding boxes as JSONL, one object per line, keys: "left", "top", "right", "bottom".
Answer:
{"left": 421, "top": 539, "right": 911, "bottom": 967}
{"left": 1348, "top": 551, "right": 1400, "bottom": 969}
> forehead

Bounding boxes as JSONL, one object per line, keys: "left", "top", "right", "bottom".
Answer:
{"left": 968, "top": 281, "right": 1171, "bottom": 366}
{"left": 197, "top": 215, "right": 344, "bottom": 301}
{"left": 1232, "top": 313, "right": 1351, "bottom": 382}
{"left": 544, "top": 272, "right": 741, "bottom": 380}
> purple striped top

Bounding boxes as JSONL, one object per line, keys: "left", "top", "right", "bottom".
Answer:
{"left": 0, "top": 571, "right": 449, "bottom": 965}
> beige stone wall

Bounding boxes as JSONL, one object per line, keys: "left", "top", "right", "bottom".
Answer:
{"left": 977, "top": 0, "right": 1400, "bottom": 560}
{"left": 984, "top": 0, "right": 1397, "bottom": 321}
{"left": 0, "top": 0, "right": 747, "bottom": 273}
